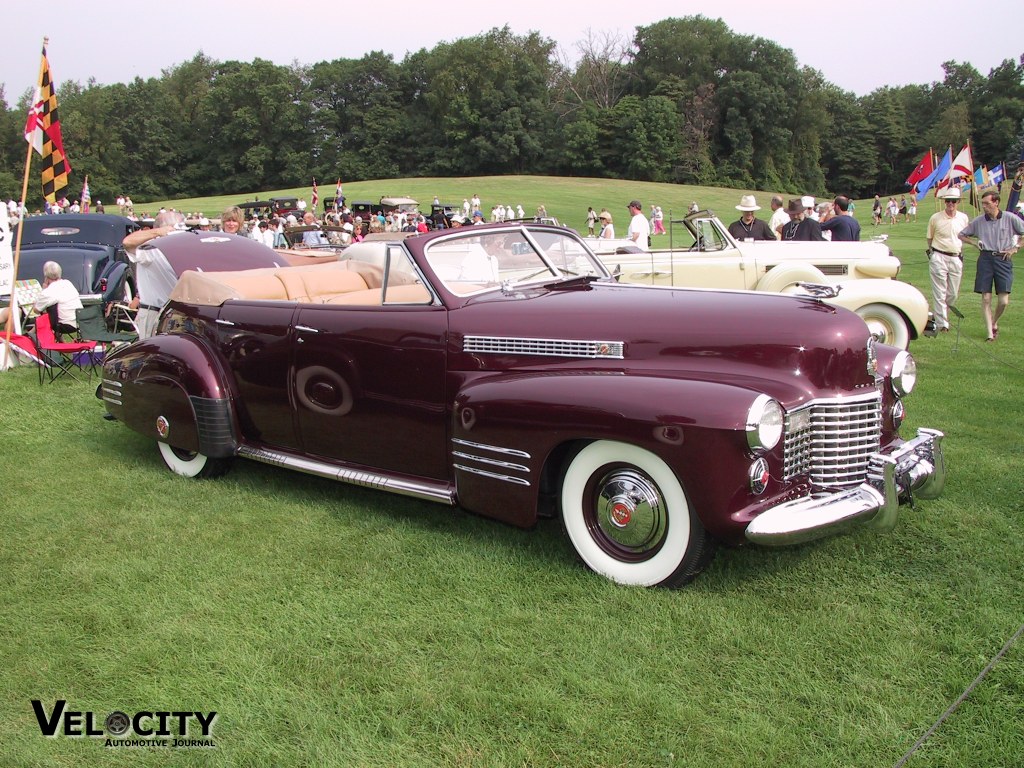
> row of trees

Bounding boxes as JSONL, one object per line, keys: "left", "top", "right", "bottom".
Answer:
{"left": 1, "top": 16, "right": 1022, "bottom": 207}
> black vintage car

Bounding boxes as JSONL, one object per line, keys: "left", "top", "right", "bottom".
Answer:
{"left": 12, "top": 213, "right": 140, "bottom": 297}
{"left": 322, "top": 196, "right": 345, "bottom": 213}
{"left": 237, "top": 201, "right": 274, "bottom": 219}
{"left": 269, "top": 197, "right": 301, "bottom": 218}
{"left": 348, "top": 201, "right": 376, "bottom": 219}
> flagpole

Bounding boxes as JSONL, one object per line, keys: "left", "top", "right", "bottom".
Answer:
{"left": 966, "top": 138, "right": 978, "bottom": 215}
{"left": 3, "top": 37, "right": 48, "bottom": 358}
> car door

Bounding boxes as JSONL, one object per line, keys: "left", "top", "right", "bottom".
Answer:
{"left": 216, "top": 301, "right": 302, "bottom": 451}
{"left": 291, "top": 276, "right": 449, "bottom": 481}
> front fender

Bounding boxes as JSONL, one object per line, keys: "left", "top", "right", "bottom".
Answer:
{"left": 824, "top": 279, "right": 930, "bottom": 336}
{"left": 101, "top": 335, "right": 238, "bottom": 458}
{"left": 451, "top": 372, "right": 769, "bottom": 532}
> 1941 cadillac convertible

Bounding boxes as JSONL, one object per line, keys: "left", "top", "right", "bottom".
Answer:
{"left": 98, "top": 223, "right": 946, "bottom": 587}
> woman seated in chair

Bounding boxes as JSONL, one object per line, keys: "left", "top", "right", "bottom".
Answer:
{"left": 33, "top": 261, "right": 83, "bottom": 339}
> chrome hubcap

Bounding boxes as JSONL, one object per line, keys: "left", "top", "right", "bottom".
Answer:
{"left": 595, "top": 469, "right": 666, "bottom": 553}
{"left": 864, "top": 318, "right": 892, "bottom": 344}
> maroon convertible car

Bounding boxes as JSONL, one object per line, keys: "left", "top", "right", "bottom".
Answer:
{"left": 98, "top": 223, "right": 945, "bottom": 587}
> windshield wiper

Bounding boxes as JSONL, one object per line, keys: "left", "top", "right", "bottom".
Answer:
{"left": 542, "top": 274, "right": 602, "bottom": 290}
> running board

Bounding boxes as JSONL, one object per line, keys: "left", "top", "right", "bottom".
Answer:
{"left": 237, "top": 445, "right": 455, "bottom": 505}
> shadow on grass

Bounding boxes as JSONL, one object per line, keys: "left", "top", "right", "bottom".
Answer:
{"left": 91, "top": 409, "right": 890, "bottom": 594}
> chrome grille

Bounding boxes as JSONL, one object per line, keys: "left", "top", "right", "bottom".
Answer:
{"left": 463, "top": 335, "right": 624, "bottom": 359}
{"left": 783, "top": 392, "right": 882, "bottom": 486}
{"left": 816, "top": 264, "right": 849, "bottom": 277}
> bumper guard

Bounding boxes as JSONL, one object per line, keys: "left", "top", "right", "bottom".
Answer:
{"left": 745, "top": 428, "right": 945, "bottom": 546}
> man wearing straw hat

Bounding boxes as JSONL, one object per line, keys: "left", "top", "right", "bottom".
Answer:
{"left": 728, "top": 195, "right": 774, "bottom": 241}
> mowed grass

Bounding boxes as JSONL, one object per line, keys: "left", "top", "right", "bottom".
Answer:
{"left": 1, "top": 178, "right": 1022, "bottom": 767}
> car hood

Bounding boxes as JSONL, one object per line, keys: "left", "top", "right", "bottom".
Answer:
{"left": 450, "top": 282, "right": 877, "bottom": 401}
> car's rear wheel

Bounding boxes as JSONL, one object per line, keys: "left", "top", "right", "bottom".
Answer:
{"left": 157, "top": 442, "right": 233, "bottom": 479}
{"left": 857, "top": 303, "right": 911, "bottom": 348}
{"left": 560, "top": 441, "right": 715, "bottom": 588}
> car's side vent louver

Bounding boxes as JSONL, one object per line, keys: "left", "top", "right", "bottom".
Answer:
{"left": 463, "top": 336, "right": 624, "bottom": 359}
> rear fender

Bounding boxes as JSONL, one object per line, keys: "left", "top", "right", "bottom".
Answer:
{"left": 452, "top": 373, "right": 765, "bottom": 530}
{"left": 102, "top": 335, "right": 238, "bottom": 458}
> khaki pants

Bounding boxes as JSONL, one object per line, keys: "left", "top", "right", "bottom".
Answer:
{"left": 929, "top": 251, "right": 963, "bottom": 330}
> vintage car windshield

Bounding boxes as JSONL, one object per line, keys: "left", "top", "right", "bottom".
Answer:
{"left": 682, "top": 215, "right": 736, "bottom": 253}
{"left": 423, "top": 227, "right": 609, "bottom": 296}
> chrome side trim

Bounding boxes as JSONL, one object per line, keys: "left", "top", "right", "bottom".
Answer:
{"left": 453, "top": 464, "right": 531, "bottom": 486}
{"left": 451, "top": 438, "right": 531, "bottom": 459}
{"left": 464, "top": 335, "right": 624, "bottom": 359}
{"left": 452, "top": 451, "right": 529, "bottom": 473}
{"left": 101, "top": 378, "right": 123, "bottom": 406}
{"left": 237, "top": 445, "right": 454, "bottom": 505}
{"left": 451, "top": 438, "right": 532, "bottom": 487}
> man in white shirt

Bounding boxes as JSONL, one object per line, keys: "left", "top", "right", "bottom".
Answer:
{"left": 34, "top": 260, "right": 83, "bottom": 337}
{"left": 626, "top": 200, "right": 651, "bottom": 251}
{"left": 768, "top": 195, "right": 789, "bottom": 239}
{"left": 926, "top": 187, "right": 969, "bottom": 333}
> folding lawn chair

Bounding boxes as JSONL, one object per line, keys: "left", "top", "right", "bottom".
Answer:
{"left": 76, "top": 304, "right": 138, "bottom": 346}
{"left": 32, "top": 312, "right": 98, "bottom": 384}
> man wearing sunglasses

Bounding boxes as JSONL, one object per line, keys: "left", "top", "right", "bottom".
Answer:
{"left": 926, "top": 187, "right": 969, "bottom": 333}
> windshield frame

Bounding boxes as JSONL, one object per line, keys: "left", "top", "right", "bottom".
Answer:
{"left": 420, "top": 224, "right": 612, "bottom": 297}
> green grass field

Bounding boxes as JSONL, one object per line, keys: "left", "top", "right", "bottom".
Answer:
{"left": 2, "top": 177, "right": 1022, "bottom": 767}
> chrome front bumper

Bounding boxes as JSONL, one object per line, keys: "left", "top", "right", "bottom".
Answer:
{"left": 745, "top": 428, "right": 945, "bottom": 546}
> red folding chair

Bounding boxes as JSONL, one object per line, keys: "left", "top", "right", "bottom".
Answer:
{"left": 32, "top": 312, "right": 98, "bottom": 384}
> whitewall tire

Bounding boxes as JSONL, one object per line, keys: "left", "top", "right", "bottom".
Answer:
{"left": 560, "top": 441, "right": 715, "bottom": 588}
{"left": 857, "top": 303, "right": 911, "bottom": 349}
{"left": 157, "top": 442, "right": 232, "bottom": 479}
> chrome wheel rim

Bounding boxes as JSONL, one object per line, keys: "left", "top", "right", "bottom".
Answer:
{"left": 587, "top": 468, "right": 668, "bottom": 561}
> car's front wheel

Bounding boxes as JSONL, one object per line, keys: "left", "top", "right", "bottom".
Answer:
{"left": 157, "top": 442, "right": 233, "bottom": 479}
{"left": 755, "top": 263, "right": 829, "bottom": 293}
{"left": 857, "top": 303, "right": 911, "bottom": 348}
{"left": 560, "top": 441, "right": 716, "bottom": 588}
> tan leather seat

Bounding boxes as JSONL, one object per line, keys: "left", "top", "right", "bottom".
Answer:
{"left": 323, "top": 284, "right": 431, "bottom": 306}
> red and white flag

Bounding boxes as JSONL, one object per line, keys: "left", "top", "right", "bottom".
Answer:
{"left": 937, "top": 144, "right": 973, "bottom": 192}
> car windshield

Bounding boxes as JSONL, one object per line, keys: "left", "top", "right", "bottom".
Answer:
{"left": 423, "top": 227, "right": 608, "bottom": 296}
{"left": 680, "top": 215, "right": 736, "bottom": 253}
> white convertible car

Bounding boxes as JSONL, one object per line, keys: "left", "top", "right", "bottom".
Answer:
{"left": 588, "top": 211, "right": 930, "bottom": 348}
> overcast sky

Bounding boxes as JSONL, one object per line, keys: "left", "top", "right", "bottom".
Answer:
{"left": 3, "top": 0, "right": 1021, "bottom": 103}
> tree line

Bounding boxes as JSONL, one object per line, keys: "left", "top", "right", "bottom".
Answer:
{"left": 1, "top": 16, "right": 1022, "bottom": 208}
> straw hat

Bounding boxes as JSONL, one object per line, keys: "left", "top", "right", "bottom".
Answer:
{"left": 599, "top": 211, "right": 612, "bottom": 222}
{"left": 735, "top": 195, "right": 760, "bottom": 211}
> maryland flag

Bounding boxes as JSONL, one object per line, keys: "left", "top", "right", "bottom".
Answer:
{"left": 24, "top": 43, "right": 71, "bottom": 203}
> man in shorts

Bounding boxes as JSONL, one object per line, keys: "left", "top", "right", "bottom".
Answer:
{"left": 958, "top": 190, "right": 1024, "bottom": 341}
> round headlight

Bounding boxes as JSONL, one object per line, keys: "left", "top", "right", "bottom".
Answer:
{"left": 746, "top": 395, "right": 784, "bottom": 453}
{"left": 891, "top": 351, "right": 916, "bottom": 396}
